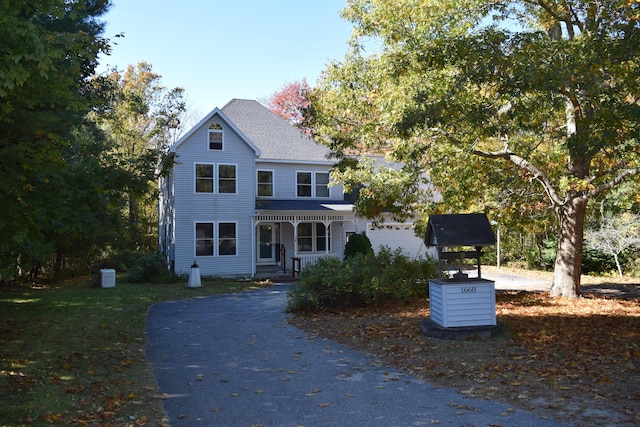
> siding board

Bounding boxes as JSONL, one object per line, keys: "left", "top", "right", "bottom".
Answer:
{"left": 428, "top": 279, "right": 496, "bottom": 327}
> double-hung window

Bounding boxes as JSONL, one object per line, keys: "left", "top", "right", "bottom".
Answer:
{"left": 315, "top": 223, "right": 330, "bottom": 251}
{"left": 296, "top": 172, "right": 312, "bottom": 197}
{"left": 297, "top": 222, "right": 330, "bottom": 253}
{"left": 195, "top": 222, "right": 236, "bottom": 256}
{"left": 218, "top": 164, "right": 236, "bottom": 194}
{"left": 297, "top": 223, "right": 313, "bottom": 252}
{"left": 195, "top": 163, "right": 236, "bottom": 194}
{"left": 208, "top": 123, "right": 223, "bottom": 150}
{"left": 315, "top": 172, "right": 330, "bottom": 197}
{"left": 195, "top": 164, "right": 214, "bottom": 193}
{"left": 297, "top": 171, "right": 330, "bottom": 198}
{"left": 257, "top": 170, "right": 273, "bottom": 197}
{"left": 218, "top": 222, "right": 237, "bottom": 256}
{"left": 195, "top": 223, "right": 214, "bottom": 256}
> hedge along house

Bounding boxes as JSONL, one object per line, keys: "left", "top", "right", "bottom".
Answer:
{"left": 159, "top": 99, "right": 429, "bottom": 278}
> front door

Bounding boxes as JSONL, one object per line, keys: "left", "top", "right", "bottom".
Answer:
{"left": 258, "top": 223, "right": 278, "bottom": 263}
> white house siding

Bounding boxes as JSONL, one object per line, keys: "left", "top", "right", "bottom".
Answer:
{"left": 366, "top": 222, "right": 431, "bottom": 259}
{"left": 158, "top": 170, "right": 175, "bottom": 268}
{"left": 256, "top": 161, "right": 343, "bottom": 200}
{"left": 172, "top": 115, "right": 257, "bottom": 277}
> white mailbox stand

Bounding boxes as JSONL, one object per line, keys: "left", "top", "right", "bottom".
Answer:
{"left": 429, "top": 279, "right": 496, "bottom": 328}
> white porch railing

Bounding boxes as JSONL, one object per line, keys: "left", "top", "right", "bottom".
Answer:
{"left": 291, "top": 253, "right": 342, "bottom": 270}
{"left": 298, "top": 254, "right": 335, "bottom": 269}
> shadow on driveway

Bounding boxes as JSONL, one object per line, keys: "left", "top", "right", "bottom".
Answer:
{"left": 146, "top": 283, "right": 566, "bottom": 426}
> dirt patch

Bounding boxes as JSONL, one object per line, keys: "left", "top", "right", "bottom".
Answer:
{"left": 289, "top": 282, "right": 640, "bottom": 426}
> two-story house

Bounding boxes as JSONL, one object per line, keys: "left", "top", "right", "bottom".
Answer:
{"left": 159, "top": 99, "right": 428, "bottom": 278}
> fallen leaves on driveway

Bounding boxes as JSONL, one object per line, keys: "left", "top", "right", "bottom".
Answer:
{"left": 289, "top": 290, "right": 640, "bottom": 426}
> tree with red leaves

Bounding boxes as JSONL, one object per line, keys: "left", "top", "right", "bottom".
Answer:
{"left": 267, "top": 79, "right": 311, "bottom": 133}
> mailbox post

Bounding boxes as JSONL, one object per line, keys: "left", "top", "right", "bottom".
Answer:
{"left": 421, "top": 213, "right": 501, "bottom": 338}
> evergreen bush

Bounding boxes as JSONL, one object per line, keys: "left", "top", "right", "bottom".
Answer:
{"left": 344, "top": 232, "right": 374, "bottom": 258}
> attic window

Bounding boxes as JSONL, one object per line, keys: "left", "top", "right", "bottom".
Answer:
{"left": 208, "top": 123, "right": 223, "bottom": 150}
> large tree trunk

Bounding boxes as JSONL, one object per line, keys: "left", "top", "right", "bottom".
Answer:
{"left": 550, "top": 197, "right": 587, "bottom": 298}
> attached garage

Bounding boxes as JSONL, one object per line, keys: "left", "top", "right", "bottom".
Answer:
{"left": 366, "top": 223, "right": 432, "bottom": 258}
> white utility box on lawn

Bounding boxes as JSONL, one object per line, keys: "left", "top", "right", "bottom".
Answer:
{"left": 100, "top": 269, "right": 116, "bottom": 288}
{"left": 429, "top": 279, "right": 496, "bottom": 328}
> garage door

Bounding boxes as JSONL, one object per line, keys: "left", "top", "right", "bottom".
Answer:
{"left": 367, "top": 223, "right": 430, "bottom": 258}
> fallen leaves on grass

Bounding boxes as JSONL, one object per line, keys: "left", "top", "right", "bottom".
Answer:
{"left": 289, "top": 291, "right": 640, "bottom": 426}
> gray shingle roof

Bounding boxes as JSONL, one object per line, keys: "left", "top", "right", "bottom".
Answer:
{"left": 221, "top": 99, "right": 334, "bottom": 163}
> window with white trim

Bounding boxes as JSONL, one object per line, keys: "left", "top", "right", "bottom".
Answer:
{"left": 316, "top": 222, "right": 331, "bottom": 251}
{"left": 257, "top": 170, "right": 273, "bottom": 197}
{"left": 218, "top": 164, "right": 236, "bottom": 194}
{"left": 296, "top": 172, "right": 312, "bottom": 197}
{"left": 315, "top": 172, "right": 330, "bottom": 197}
{"left": 208, "top": 123, "right": 223, "bottom": 150}
{"left": 297, "top": 222, "right": 330, "bottom": 253}
{"left": 195, "top": 222, "right": 237, "bottom": 256}
{"left": 195, "top": 163, "right": 237, "bottom": 194}
{"left": 195, "top": 164, "right": 214, "bottom": 193}
{"left": 297, "top": 171, "right": 330, "bottom": 198}
{"left": 218, "top": 222, "right": 237, "bottom": 256}
{"left": 297, "top": 222, "right": 313, "bottom": 252}
{"left": 195, "top": 222, "right": 214, "bottom": 256}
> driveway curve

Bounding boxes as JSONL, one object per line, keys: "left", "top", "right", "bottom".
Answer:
{"left": 146, "top": 283, "right": 565, "bottom": 426}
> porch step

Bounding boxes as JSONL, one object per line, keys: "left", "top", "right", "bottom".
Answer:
{"left": 255, "top": 266, "right": 298, "bottom": 282}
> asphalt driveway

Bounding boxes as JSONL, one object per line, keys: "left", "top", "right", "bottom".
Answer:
{"left": 146, "top": 283, "right": 565, "bottom": 426}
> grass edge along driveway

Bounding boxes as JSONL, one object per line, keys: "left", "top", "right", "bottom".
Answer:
{"left": 0, "top": 276, "right": 270, "bottom": 426}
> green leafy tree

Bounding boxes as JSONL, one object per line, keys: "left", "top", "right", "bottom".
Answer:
{"left": 45, "top": 122, "right": 131, "bottom": 276}
{"left": 0, "top": 0, "right": 112, "bottom": 280}
{"left": 95, "top": 62, "right": 186, "bottom": 248}
{"left": 307, "top": 0, "right": 639, "bottom": 298}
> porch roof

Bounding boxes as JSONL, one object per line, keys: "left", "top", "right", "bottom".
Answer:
{"left": 256, "top": 199, "right": 354, "bottom": 212}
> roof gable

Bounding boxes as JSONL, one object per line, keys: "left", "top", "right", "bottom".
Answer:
{"left": 169, "top": 107, "right": 261, "bottom": 155}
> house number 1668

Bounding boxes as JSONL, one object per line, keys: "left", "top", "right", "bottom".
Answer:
{"left": 461, "top": 286, "right": 477, "bottom": 293}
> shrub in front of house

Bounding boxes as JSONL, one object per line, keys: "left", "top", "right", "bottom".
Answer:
{"left": 100, "top": 250, "right": 177, "bottom": 283}
{"left": 286, "top": 246, "right": 436, "bottom": 312}
{"left": 126, "top": 252, "right": 173, "bottom": 283}
{"left": 343, "top": 232, "right": 374, "bottom": 258}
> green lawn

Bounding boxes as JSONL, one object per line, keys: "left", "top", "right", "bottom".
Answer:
{"left": 0, "top": 276, "right": 271, "bottom": 426}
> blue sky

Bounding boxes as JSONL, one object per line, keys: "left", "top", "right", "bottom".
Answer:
{"left": 97, "top": 0, "right": 353, "bottom": 116}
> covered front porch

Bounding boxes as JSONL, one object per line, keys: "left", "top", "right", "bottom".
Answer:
{"left": 252, "top": 202, "right": 357, "bottom": 277}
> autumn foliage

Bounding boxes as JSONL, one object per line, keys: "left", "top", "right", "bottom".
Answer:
{"left": 291, "top": 285, "right": 640, "bottom": 426}
{"left": 267, "top": 79, "right": 311, "bottom": 133}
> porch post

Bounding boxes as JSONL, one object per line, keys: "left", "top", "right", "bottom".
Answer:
{"left": 292, "top": 218, "right": 299, "bottom": 258}
{"left": 323, "top": 219, "right": 331, "bottom": 255}
{"left": 251, "top": 216, "right": 257, "bottom": 277}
